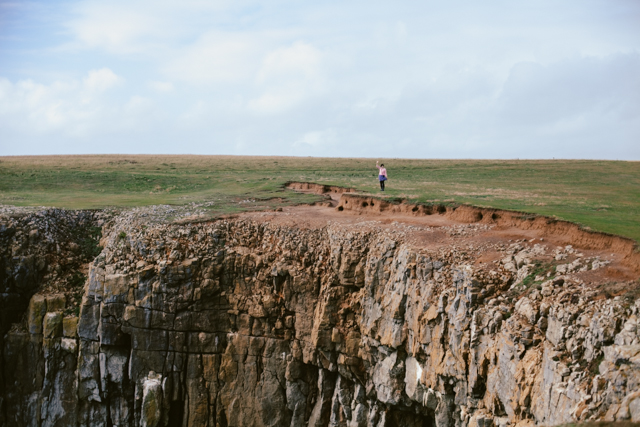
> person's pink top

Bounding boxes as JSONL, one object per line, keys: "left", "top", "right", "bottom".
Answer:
{"left": 377, "top": 166, "right": 387, "bottom": 177}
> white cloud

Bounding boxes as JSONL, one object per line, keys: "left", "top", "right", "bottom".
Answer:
{"left": 257, "top": 42, "right": 322, "bottom": 84}
{"left": 63, "top": 0, "right": 235, "bottom": 53}
{"left": 163, "top": 31, "right": 260, "bottom": 85}
{"left": 1, "top": 0, "right": 639, "bottom": 158}
{"left": 125, "top": 95, "right": 152, "bottom": 113}
{"left": 83, "top": 68, "right": 120, "bottom": 92}
{"left": 0, "top": 69, "right": 123, "bottom": 137}
{"left": 66, "top": 2, "right": 163, "bottom": 53}
{"left": 148, "top": 81, "right": 174, "bottom": 93}
{"left": 293, "top": 129, "right": 337, "bottom": 148}
{"left": 248, "top": 42, "right": 326, "bottom": 114}
{"left": 497, "top": 53, "right": 640, "bottom": 127}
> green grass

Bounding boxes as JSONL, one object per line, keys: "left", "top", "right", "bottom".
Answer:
{"left": 1, "top": 155, "right": 639, "bottom": 242}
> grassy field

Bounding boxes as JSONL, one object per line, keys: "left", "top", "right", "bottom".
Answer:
{"left": 1, "top": 155, "right": 638, "bottom": 242}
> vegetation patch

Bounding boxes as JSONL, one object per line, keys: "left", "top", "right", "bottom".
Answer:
{"left": 80, "top": 225, "right": 103, "bottom": 260}
{"left": 1, "top": 156, "right": 638, "bottom": 242}
{"left": 507, "top": 260, "right": 558, "bottom": 299}
{"left": 64, "top": 271, "right": 86, "bottom": 316}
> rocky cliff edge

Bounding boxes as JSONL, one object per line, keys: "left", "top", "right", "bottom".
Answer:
{"left": 1, "top": 202, "right": 640, "bottom": 427}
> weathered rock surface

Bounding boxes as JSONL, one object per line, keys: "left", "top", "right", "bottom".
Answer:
{"left": 0, "top": 208, "right": 107, "bottom": 426}
{"left": 2, "top": 206, "right": 640, "bottom": 427}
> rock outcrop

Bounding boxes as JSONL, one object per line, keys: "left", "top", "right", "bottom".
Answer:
{"left": 2, "top": 205, "right": 640, "bottom": 427}
{"left": 0, "top": 208, "right": 107, "bottom": 427}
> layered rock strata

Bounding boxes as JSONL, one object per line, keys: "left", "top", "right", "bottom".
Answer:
{"left": 0, "top": 208, "right": 106, "bottom": 427}
{"left": 2, "top": 208, "right": 640, "bottom": 427}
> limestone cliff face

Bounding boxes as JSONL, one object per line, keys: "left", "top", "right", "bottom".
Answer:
{"left": 2, "top": 210, "right": 640, "bottom": 427}
{"left": 0, "top": 208, "right": 105, "bottom": 427}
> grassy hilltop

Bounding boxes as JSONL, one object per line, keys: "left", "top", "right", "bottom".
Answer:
{"left": 1, "top": 155, "right": 638, "bottom": 242}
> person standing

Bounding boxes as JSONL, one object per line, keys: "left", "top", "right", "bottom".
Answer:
{"left": 376, "top": 161, "right": 388, "bottom": 191}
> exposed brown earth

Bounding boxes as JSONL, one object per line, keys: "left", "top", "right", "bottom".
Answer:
{"left": 284, "top": 181, "right": 356, "bottom": 206}
{"left": 280, "top": 184, "right": 640, "bottom": 279}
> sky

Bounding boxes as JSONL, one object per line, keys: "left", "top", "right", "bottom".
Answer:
{"left": 0, "top": 0, "right": 639, "bottom": 159}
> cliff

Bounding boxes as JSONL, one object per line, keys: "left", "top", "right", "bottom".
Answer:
{"left": 1, "top": 201, "right": 639, "bottom": 427}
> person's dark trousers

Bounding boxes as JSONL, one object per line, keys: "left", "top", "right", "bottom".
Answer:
{"left": 380, "top": 180, "right": 385, "bottom": 191}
